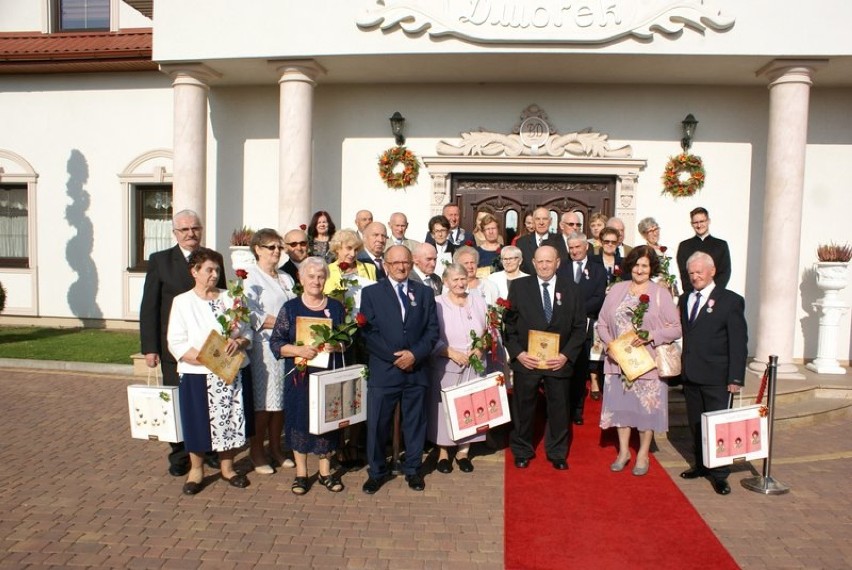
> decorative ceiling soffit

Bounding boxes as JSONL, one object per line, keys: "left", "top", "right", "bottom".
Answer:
{"left": 356, "top": 0, "right": 735, "bottom": 45}
{"left": 437, "top": 105, "right": 632, "bottom": 158}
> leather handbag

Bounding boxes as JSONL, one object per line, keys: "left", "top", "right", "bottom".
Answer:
{"left": 655, "top": 342, "right": 682, "bottom": 378}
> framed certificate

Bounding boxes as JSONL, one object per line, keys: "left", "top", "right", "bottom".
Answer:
{"left": 196, "top": 330, "right": 245, "bottom": 384}
{"left": 528, "top": 329, "right": 560, "bottom": 369}
{"left": 308, "top": 365, "right": 368, "bottom": 435}
{"left": 296, "top": 316, "right": 332, "bottom": 368}
{"left": 607, "top": 330, "right": 656, "bottom": 381}
{"left": 701, "top": 405, "right": 769, "bottom": 468}
{"left": 441, "top": 372, "right": 511, "bottom": 441}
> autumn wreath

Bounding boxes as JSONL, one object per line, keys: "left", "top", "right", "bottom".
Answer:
{"left": 378, "top": 146, "right": 420, "bottom": 190}
{"left": 662, "top": 153, "right": 705, "bottom": 198}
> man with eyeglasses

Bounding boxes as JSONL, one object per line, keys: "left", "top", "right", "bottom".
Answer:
{"left": 675, "top": 207, "right": 731, "bottom": 294}
{"left": 140, "top": 209, "right": 225, "bottom": 477}
{"left": 280, "top": 228, "right": 309, "bottom": 284}
{"left": 552, "top": 211, "right": 584, "bottom": 262}
{"left": 360, "top": 245, "right": 439, "bottom": 494}
{"left": 357, "top": 222, "right": 390, "bottom": 280}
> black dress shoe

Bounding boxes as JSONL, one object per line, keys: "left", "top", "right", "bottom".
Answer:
{"left": 169, "top": 464, "right": 190, "bottom": 477}
{"left": 514, "top": 457, "right": 530, "bottom": 469}
{"left": 182, "top": 481, "right": 202, "bottom": 495}
{"left": 362, "top": 476, "right": 385, "bottom": 495}
{"left": 436, "top": 459, "right": 453, "bottom": 474}
{"left": 550, "top": 459, "right": 568, "bottom": 470}
{"left": 221, "top": 473, "right": 250, "bottom": 488}
{"left": 405, "top": 473, "right": 425, "bottom": 491}
{"left": 680, "top": 468, "right": 708, "bottom": 480}
{"left": 204, "top": 453, "right": 221, "bottom": 469}
{"left": 711, "top": 479, "right": 731, "bottom": 495}
{"left": 457, "top": 457, "right": 474, "bottom": 473}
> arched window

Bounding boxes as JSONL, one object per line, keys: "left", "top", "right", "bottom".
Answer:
{"left": 0, "top": 150, "right": 38, "bottom": 269}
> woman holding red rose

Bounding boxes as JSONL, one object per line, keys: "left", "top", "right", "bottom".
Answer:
{"left": 595, "top": 245, "right": 682, "bottom": 476}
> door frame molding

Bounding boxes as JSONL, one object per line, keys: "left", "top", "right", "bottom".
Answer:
{"left": 421, "top": 156, "right": 647, "bottom": 245}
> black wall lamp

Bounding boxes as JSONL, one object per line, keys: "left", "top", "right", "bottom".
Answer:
{"left": 389, "top": 111, "right": 406, "bottom": 146}
{"left": 681, "top": 113, "right": 698, "bottom": 152}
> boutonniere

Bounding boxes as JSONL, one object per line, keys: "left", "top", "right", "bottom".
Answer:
{"left": 408, "top": 291, "right": 417, "bottom": 307}
{"left": 583, "top": 268, "right": 589, "bottom": 280}
{"left": 706, "top": 299, "right": 715, "bottom": 313}
{"left": 555, "top": 292, "right": 562, "bottom": 306}
{"left": 323, "top": 308, "right": 331, "bottom": 318}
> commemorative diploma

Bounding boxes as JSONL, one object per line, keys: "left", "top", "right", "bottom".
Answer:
{"left": 196, "top": 330, "right": 245, "bottom": 385}
{"left": 527, "top": 329, "right": 560, "bottom": 369}
{"left": 296, "top": 316, "right": 332, "bottom": 369}
{"left": 608, "top": 330, "right": 656, "bottom": 381}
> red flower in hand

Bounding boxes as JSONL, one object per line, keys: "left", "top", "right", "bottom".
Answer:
{"left": 659, "top": 246, "right": 668, "bottom": 253}
{"left": 338, "top": 261, "right": 351, "bottom": 271}
{"left": 639, "top": 294, "right": 650, "bottom": 304}
{"left": 299, "top": 224, "right": 307, "bottom": 231}
{"left": 355, "top": 313, "right": 367, "bottom": 327}
{"left": 613, "top": 266, "right": 622, "bottom": 277}
{"left": 496, "top": 298, "right": 511, "bottom": 309}
{"left": 235, "top": 269, "right": 248, "bottom": 280}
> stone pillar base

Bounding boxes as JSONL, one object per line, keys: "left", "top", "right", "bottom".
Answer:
{"left": 805, "top": 360, "right": 847, "bottom": 375}
{"left": 748, "top": 359, "right": 805, "bottom": 380}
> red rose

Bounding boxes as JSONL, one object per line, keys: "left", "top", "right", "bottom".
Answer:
{"left": 496, "top": 247, "right": 502, "bottom": 255}
{"left": 299, "top": 224, "right": 307, "bottom": 231}
{"left": 613, "top": 266, "right": 622, "bottom": 276}
{"left": 465, "top": 240, "right": 473, "bottom": 246}
{"left": 659, "top": 246, "right": 668, "bottom": 253}
{"left": 497, "top": 298, "right": 511, "bottom": 309}
{"left": 317, "top": 343, "right": 326, "bottom": 351}
{"left": 235, "top": 269, "right": 248, "bottom": 280}
{"left": 355, "top": 313, "right": 367, "bottom": 327}
{"left": 338, "top": 261, "right": 350, "bottom": 271}
{"left": 639, "top": 294, "right": 650, "bottom": 304}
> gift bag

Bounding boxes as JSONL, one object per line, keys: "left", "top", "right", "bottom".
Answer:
{"left": 441, "top": 371, "right": 511, "bottom": 441}
{"left": 308, "top": 365, "right": 368, "bottom": 435}
{"left": 127, "top": 369, "right": 183, "bottom": 443}
{"left": 701, "top": 400, "right": 768, "bottom": 469}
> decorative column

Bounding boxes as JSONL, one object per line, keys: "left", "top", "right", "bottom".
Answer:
{"left": 270, "top": 60, "right": 326, "bottom": 232}
{"left": 160, "top": 64, "right": 221, "bottom": 218}
{"left": 750, "top": 60, "right": 827, "bottom": 378}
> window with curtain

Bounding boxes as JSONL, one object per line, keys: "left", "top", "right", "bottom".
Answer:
{"left": 58, "top": 0, "right": 110, "bottom": 31}
{"left": 0, "top": 185, "right": 28, "bottom": 268}
{"left": 133, "top": 184, "right": 173, "bottom": 270}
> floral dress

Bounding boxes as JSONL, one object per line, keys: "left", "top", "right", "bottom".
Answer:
{"left": 598, "top": 292, "right": 668, "bottom": 433}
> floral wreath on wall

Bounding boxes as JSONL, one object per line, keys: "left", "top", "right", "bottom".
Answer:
{"left": 378, "top": 146, "right": 420, "bottom": 190}
{"left": 662, "top": 153, "right": 705, "bottom": 198}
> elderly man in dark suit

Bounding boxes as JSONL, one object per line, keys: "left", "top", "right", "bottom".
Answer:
{"left": 280, "top": 228, "right": 309, "bottom": 284}
{"left": 360, "top": 245, "right": 439, "bottom": 494}
{"left": 515, "top": 207, "right": 557, "bottom": 274}
{"left": 139, "top": 209, "right": 225, "bottom": 476}
{"left": 676, "top": 207, "right": 732, "bottom": 294}
{"left": 550, "top": 211, "right": 583, "bottom": 262}
{"left": 357, "top": 222, "right": 389, "bottom": 280}
{"left": 556, "top": 233, "right": 607, "bottom": 425}
{"left": 679, "top": 252, "right": 747, "bottom": 495}
{"left": 409, "top": 242, "right": 443, "bottom": 296}
{"left": 505, "top": 245, "right": 586, "bottom": 470}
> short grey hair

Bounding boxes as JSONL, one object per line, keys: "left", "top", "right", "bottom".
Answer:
{"left": 442, "top": 262, "right": 467, "bottom": 282}
{"left": 637, "top": 217, "right": 659, "bottom": 235}
{"left": 566, "top": 231, "right": 586, "bottom": 244}
{"left": 298, "top": 256, "right": 329, "bottom": 280}
{"left": 686, "top": 251, "right": 715, "bottom": 269}
{"left": 172, "top": 209, "right": 201, "bottom": 228}
{"left": 453, "top": 245, "right": 479, "bottom": 265}
{"left": 500, "top": 245, "right": 522, "bottom": 261}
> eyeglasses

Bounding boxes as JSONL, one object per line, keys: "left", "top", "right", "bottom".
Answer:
{"left": 561, "top": 222, "right": 581, "bottom": 227}
{"left": 691, "top": 219, "right": 708, "bottom": 226}
{"left": 285, "top": 241, "right": 308, "bottom": 247}
{"left": 259, "top": 244, "right": 286, "bottom": 251}
{"left": 602, "top": 239, "right": 618, "bottom": 245}
{"left": 385, "top": 261, "right": 412, "bottom": 268}
{"left": 646, "top": 227, "right": 660, "bottom": 232}
{"left": 174, "top": 225, "right": 202, "bottom": 234}
{"left": 501, "top": 256, "right": 521, "bottom": 261}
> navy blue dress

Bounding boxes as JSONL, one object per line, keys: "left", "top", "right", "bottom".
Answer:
{"left": 269, "top": 296, "right": 345, "bottom": 456}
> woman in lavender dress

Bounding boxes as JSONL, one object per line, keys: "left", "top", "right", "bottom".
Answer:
{"left": 596, "top": 246, "right": 682, "bottom": 476}
{"left": 427, "top": 263, "right": 489, "bottom": 474}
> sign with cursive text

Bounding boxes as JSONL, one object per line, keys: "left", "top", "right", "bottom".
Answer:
{"left": 357, "top": 0, "right": 735, "bottom": 45}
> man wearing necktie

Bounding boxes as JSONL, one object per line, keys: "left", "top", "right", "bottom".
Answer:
{"left": 360, "top": 246, "right": 439, "bottom": 494}
{"left": 410, "top": 242, "right": 443, "bottom": 296}
{"left": 556, "top": 233, "right": 607, "bottom": 425}
{"left": 357, "top": 222, "right": 389, "bottom": 279}
{"left": 679, "top": 252, "right": 747, "bottom": 496}
{"left": 504, "top": 246, "right": 585, "bottom": 470}
{"left": 515, "top": 207, "right": 557, "bottom": 274}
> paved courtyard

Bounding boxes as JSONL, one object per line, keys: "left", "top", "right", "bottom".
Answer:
{"left": 1, "top": 366, "right": 850, "bottom": 569}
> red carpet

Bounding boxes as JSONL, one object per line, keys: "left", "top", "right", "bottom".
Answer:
{"left": 504, "top": 393, "right": 740, "bottom": 570}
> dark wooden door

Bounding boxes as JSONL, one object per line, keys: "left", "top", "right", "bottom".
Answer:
{"left": 452, "top": 174, "right": 615, "bottom": 244}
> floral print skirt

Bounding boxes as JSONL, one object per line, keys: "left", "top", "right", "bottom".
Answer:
{"left": 179, "top": 371, "right": 247, "bottom": 453}
{"left": 599, "top": 374, "right": 668, "bottom": 433}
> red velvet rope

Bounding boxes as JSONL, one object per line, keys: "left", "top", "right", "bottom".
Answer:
{"left": 754, "top": 368, "right": 769, "bottom": 405}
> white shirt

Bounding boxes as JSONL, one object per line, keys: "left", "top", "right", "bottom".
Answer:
{"left": 537, "top": 277, "right": 556, "bottom": 308}
{"left": 690, "top": 282, "right": 716, "bottom": 318}
{"left": 388, "top": 277, "right": 411, "bottom": 318}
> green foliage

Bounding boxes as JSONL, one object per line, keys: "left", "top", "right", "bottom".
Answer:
{"left": 0, "top": 327, "right": 138, "bottom": 364}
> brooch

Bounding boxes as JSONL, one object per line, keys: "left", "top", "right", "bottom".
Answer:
{"left": 555, "top": 292, "right": 562, "bottom": 306}
{"left": 706, "top": 299, "right": 715, "bottom": 314}
{"left": 408, "top": 291, "right": 417, "bottom": 307}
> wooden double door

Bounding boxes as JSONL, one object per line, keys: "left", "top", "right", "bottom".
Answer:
{"left": 453, "top": 174, "right": 616, "bottom": 244}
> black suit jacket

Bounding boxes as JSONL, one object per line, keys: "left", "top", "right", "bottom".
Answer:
{"left": 504, "top": 275, "right": 586, "bottom": 378}
{"left": 588, "top": 252, "right": 623, "bottom": 286}
{"left": 549, "top": 234, "right": 572, "bottom": 262}
{"left": 557, "top": 257, "right": 607, "bottom": 339}
{"left": 679, "top": 286, "right": 747, "bottom": 386}
{"left": 280, "top": 259, "right": 300, "bottom": 284}
{"left": 515, "top": 233, "right": 558, "bottom": 275}
{"left": 357, "top": 251, "right": 387, "bottom": 280}
{"left": 139, "top": 245, "right": 226, "bottom": 363}
{"left": 676, "top": 235, "right": 731, "bottom": 293}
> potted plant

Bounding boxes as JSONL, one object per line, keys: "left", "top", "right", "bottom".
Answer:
{"left": 229, "top": 226, "right": 256, "bottom": 272}
{"left": 806, "top": 242, "right": 850, "bottom": 375}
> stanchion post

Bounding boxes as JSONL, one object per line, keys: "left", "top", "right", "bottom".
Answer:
{"left": 741, "top": 355, "right": 790, "bottom": 495}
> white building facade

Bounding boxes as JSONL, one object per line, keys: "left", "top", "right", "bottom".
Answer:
{"left": 0, "top": 0, "right": 850, "bottom": 372}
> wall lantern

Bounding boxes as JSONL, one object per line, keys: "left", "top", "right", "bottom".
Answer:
{"left": 681, "top": 113, "right": 699, "bottom": 152}
{"left": 389, "top": 111, "right": 406, "bottom": 146}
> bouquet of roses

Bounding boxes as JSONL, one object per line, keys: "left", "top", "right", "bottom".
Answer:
{"left": 217, "top": 269, "right": 251, "bottom": 338}
{"left": 485, "top": 297, "right": 511, "bottom": 354}
{"left": 657, "top": 246, "right": 679, "bottom": 296}
{"left": 468, "top": 329, "right": 494, "bottom": 375}
{"left": 623, "top": 293, "right": 651, "bottom": 388}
